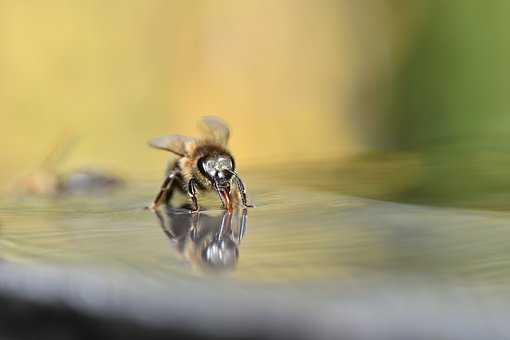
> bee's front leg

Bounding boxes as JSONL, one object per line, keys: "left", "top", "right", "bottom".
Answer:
{"left": 231, "top": 172, "right": 254, "bottom": 208}
{"left": 148, "top": 169, "right": 180, "bottom": 210}
{"left": 187, "top": 178, "right": 200, "bottom": 212}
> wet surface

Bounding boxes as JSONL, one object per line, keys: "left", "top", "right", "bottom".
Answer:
{"left": 1, "top": 173, "right": 510, "bottom": 296}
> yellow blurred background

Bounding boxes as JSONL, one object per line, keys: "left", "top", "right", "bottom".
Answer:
{"left": 0, "top": 1, "right": 414, "bottom": 188}
{"left": 4, "top": 1, "right": 509, "bottom": 209}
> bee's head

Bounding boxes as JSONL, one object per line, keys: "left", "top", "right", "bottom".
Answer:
{"left": 198, "top": 154, "right": 235, "bottom": 187}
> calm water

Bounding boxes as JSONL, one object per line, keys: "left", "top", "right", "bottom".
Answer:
{"left": 1, "top": 172, "right": 510, "bottom": 294}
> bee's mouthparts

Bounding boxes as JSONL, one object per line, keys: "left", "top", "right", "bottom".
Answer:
{"left": 216, "top": 183, "right": 232, "bottom": 211}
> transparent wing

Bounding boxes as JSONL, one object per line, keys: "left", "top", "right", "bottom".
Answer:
{"left": 148, "top": 134, "right": 195, "bottom": 156}
{"left": 198, "top": 116, "right": 230, "bottom": 146}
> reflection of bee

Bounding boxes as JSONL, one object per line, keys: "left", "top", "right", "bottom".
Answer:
{"left": 155, "top": 205, "right": 247, "bottom": 272}
{"left": 148, "top": 116, "right": 253, "bottom": 211}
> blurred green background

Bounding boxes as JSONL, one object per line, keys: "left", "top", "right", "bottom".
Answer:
{"left": 1, "top": 0, "right": 509, "bottom": 209}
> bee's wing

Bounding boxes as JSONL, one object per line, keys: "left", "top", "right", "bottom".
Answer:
{"left": 198, "top": 116, "right": 230, "bottom": 147}
{"left": 148, "top": 134, "right": 195, "bottom": 156}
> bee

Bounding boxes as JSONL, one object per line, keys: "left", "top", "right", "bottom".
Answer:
{"left": 148, "top": 116, "right": 253, "bottom": 211}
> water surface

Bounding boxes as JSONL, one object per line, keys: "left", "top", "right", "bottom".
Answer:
{"left": 1, "top": 173, "right": 510, "bottom": 296}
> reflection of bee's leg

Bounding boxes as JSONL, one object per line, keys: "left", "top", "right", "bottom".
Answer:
{"left": 238, "top": 208, "right": 248, "bottom": 242}
{"left": 188, "top": 178, "right": 199, "bottom": 212}
{"left": 154, "top": 208, "right": 174, "bottom": 239}
{"left": 152, "top": 169, "right": 180, "bottom": 208}
{"left": 189, "top": 210, "right": 200, "bottom": 241}
{"left": 218, "top": 210, "right": 233, "bottom": 237}
{"left": 231, "top": 209, "right": 247, "bottom": 243}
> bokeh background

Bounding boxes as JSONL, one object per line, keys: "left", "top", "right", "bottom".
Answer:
{"left": 1, "top": 0, "right": 509, "bottom": 208}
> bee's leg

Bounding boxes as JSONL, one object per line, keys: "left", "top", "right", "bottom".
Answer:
{"left": 228, "top": 171, "right": 254, "bottom": 208}
{"left": 163, "top": 172, "right": 184, "bottom": 205}
{"left": 187, "top": 178, "right": 200, "bottom": 212}
{"left": 150, "top": 169, "right": 180, "bottom": 210}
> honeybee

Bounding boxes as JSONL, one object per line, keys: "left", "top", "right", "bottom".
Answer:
{"left": 148, "top": 116, "right": 253, "bottom": 211}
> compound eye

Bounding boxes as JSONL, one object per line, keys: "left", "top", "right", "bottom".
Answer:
{"left": 216, "top": 157, "right": 233, "bottom": 171}
{"left": 203, "top": 159, "right": 217, "bottom": 177}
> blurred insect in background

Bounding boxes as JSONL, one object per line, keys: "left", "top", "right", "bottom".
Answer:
{"left": 155, "top": 205, "right": 247, "bottom": 272}
{"left": 11, "top": 136, "right": 123, "bottom": 196}
{"left": 148, "top": 116, "right": 253, "bottom": 212}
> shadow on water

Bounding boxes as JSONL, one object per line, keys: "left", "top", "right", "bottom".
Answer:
{"left": 153, "top": 205, "right": 247, "bottom": 273}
